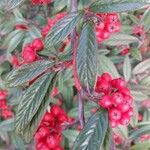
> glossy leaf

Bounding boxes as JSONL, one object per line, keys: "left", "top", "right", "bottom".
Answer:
{"left": 15, "top": 73, "right": 55, "bottom": 133}
{"left": 133, "top": 58, "right": 150, "bottom": 74}
{"left": 98, "top": 55, "right": 120, "bottom": 78}
{"left": 76, "top": 23, "right": 97, "bottom": 90}
{"left": 6, "top": 60, "right": 54, "bottom": 87}
{"left": 45, "top": 12, "right": 83, "bottom": 48}
{"left": 123, "top": 55, "right": 131, "bottom": 81}
{"left": 90, "top": 0, "right": 150, "bottom": 13}
{"left": 72, "top": 110, "right": 108, "bottom": 150}
{"left": 141, "top": 8, "right": 150, "bottom": 32}
{"left": 103, "top": 33, "right": 139, "bottom": 46}
{"left": 130, "top": 48, "right": 142, "bottom": 61}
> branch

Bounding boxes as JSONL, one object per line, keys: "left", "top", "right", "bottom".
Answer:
{"left": 78, "top": 91, "right": 85, "bottom": 128}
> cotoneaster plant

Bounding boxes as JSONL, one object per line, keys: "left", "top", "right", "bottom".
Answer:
{"left": 0, "top": 0, "right": 150, "bottom": 150}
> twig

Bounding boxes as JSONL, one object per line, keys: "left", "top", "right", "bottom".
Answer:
{"left": 78, "top": 91, "right": 85, "bottom": 128}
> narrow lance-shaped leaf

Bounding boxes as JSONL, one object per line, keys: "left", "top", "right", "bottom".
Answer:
{"left": 90, "top": 0, "right": 150, "bottom": 13}
{"left": 6, "top": 60, "right": 54, "bottom": 87}
{"left": 6, "top": 0, "right": 25, "bottom": 10}
{"left": 15, "top": 72, "right": 55, "bottom": 134}
{"left": 72, "top": 110, "right": 108, "bottom": 150}
{"left": 76, "top": 23, "right": 97, "bottom": 90}
{"left": 45, "top": 12, "right": 83, "bottom": 48}
{"left": 18, "top": 76, "right": 55, "bottom": 143}
{"left": 123, "top": 55, "right": 131, "bottom": 82}
{"left": 98, "top": 55, "right": 120, "bottom": 78}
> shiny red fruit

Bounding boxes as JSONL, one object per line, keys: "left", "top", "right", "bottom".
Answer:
{"left": 117, "top": 104, "right": 130, "bottom": 113}
{"left": 46, "top": 135, "right": 58, "bottom": 148}
{"left": 109, "top": 108, "right": 122, "bottom": 121}
{"left": 32, "top": 38, "right": 44, "bottom": 51}
{"left": 98, "top": 95, "right": 112, "bottom": 108}
{"left": 111, "top": 92, "right": 123, "bottom": 105}
{"left": 50, "top": 105, "right": 62, "bottom": 117}
{"left": 119, "top": 114, "right": 130, "bottom": 125}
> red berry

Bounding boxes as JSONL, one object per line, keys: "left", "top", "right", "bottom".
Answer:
{"left": 111, "top": 78, "right": 126, "bottom": 89}
{"left": 110, "top": 120, "right": 118, "bottom": 128}
{"left": 32, "top": 38, "right": 44, "bottom": 51}
{"left": 22, "top": 50, "right": 36, "bottom": 62}
{"left": 36, "top": 142, "right": 49, "bottom": 150}
{"left": 117, "top": 104, "right": 130, "bottom": 113}
{"left": 119, "top": 87, "right": 130, "bottom": 96}
{"left": 36, "top": 126, "right": 50, "bottom": 139}
{"left": 109, "top": 108, "right": 122, "bottom": 121}
{"left": 106, "top": 13, "right": 119, "bottom": 23}
{"left": 98, "top": 95, "right": 112, "bottom": 108}
{"left": 46, "top": 135, "right": 58, "bottom": 148}
{"left": 119, "top": 114, "right": 130, "bottom": 125}
{"left": 55, "top": 146, "right": 64, "bottom": 150}
{"left": 50, "top": 105, "right": 62, "bottom": 117}
{"left": 127, "top": 107, "right": 134, "bottom": 117}
{"left": 113, "top": 134, "right": 122, "bottom": 145}
{"left": 101, "top": 73, "right": 112, "bottom": 82}
{"left": 123, "top": 95, "right": 133, "bottom": 105}
{"left": 58, "top": 114, "right": 68, "bottom": 123}
{"left": 42, "top": 112, "right": 55, "bottom": 123}
{"left": 111, "top": 92, "right": 123, "bottom": 105}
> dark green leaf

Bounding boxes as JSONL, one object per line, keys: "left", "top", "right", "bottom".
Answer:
{"left": 72, "top": 110, "right": 108, "bottom": 150}
{"left": 76, "top": 23, "right": 97, "bottom": 90}
{"left": 90, "top": 0, "right": 149, "bottom": 13}
{"left": 6, "top": 60, "right": 54, "bottom": 87}
{"left": 98, "top": 55, "right": 120, "bottom": 78}
{"left": 0, "top": 119, "right": 14, "bottom": 132}
{"left": 6, "top": 0, "right": 25, "bottom": 10}
{"left": 19, "top": 81, "right": 54, "bottom": 143}
{"left": 129, "top": 141, "right": 150, "bottom": 150}
{"left": 123, "top": 55, "right": 131, "bottom": 81}
{"left": 11, "top": 132, "right": 25, "bottom": 150}
{"left": 130, "top": 48, "right": 142, "bottom": 61}
{"left": 45, "top": 12, "right": 83, "bottom": 48}
{"left": 133, "top": 58, "right": 150, "bottom": 74}
{"left": 129, "top": 125, "right": 150, "bottom": 140}
{"left": 103, "top": 33, "right": 139, "bottom": 46}
{"left": 15, "top": 73, "right": 54, "bottom": 133}
{"left": 103, "top": 126, "right": 112, "bottom": 150}
{"left": 140, "top": 8, "right": 150, "bottom": 32}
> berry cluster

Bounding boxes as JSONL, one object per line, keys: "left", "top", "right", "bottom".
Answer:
{"left": 41, "top": 12, "right": 66, "bottom": 37}
{"left": 0, "top": 90, "right": 13, "bottom": 119}
{"left": 21, "top": 38, "right": 44, "bottom": 63}
{"left": 96, "top": 13, "right": 121, "bottom": 43}
{"left": 31, "top": 0, "right": 52, "bottom": 5}
{"left": 35, "top": 105, "right": 71, "bottom": 150}
{"left": 95, "top": 73, "right": 133, "bottom": 128}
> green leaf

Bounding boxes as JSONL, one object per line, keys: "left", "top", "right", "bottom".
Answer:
{"left": 0, "top": 119, "right": 14, "bottom": 132}
{"left": 131, "top": 90, "right": 148, "bottom": 101}
{"left": 133, "top": 58, "right": 150, "bottom": 74}
{"left": 29, "top": 26, "right": 42, "bottom": 38}
{"left": 103, "top": 33, "right": 139, "bottom": 46}
{"left": 90, "top": 0, "right": 149, "bottom": 13}
{"left": 103, "top": 126, "right": 112, "bottom": 150}
{"left": 129, "top": 141, "right": 150, "bottom": 150}
{"left": 76, "top": 23, "right": 97, "bottom": 90}
{"left": 140, "top": 76, "right": 150, "bottom": 87}
{"left": 98, "top": 55, "right": 120, "bottom": 78}
{"left": 6, "top": 0, "right": 25, "bottom": 10}
{"left": 6, "top": 60, "right": 54, "bottom": 87}
{"left": 7, "top": 30, "right": 25, "bottom": 52}
{"left": 19, "top": 81, "right": 54, "bottom": 143}
{"left": 11, "top": 132, "right": 25, "bottom": 150}
{"left": 63, "top": 130, "right": 79, "bottom": 146}
{"left": 130, "top": 102, "right": 138, "bottom": 127}
{"left": 123, "top": 56, "right": 131, "bottom": 81}
{"left": 129, "top": 125, "right": 150, "bottom": 140}
{"left": 15, "top": 73, "right": 55, "bottom": 133}
{"left": 130, "top": 48, "right": 142, "bottom": 61}
{"left": 72, "top": 110, "right": 108, "bottom": 150}
{"left": 140, "top": 8, "right": 150, "bottom": 32}
{"left": 45, "top": 12, "right": 83, "bottom": 48}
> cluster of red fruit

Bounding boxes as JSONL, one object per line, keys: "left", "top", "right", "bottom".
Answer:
{"left": 41, "top": 12, "right": 66, "bottom": 37}
{"left": 96, "top": 13, "right": 121, "bottom": 43}
{"left": 95, "top": 73, "right": 133, "bottom": 128}
{"left": 0, "top": 90, "right": 13, "bottom": 119}
{"left": 21, "top": 38, "right": 44, "bottom": 63}
{"left": 31, "top": 0, "right": 52, "bottom": 5}
{"left": 35, "top": 105, "right": 71, "bottom": 150}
